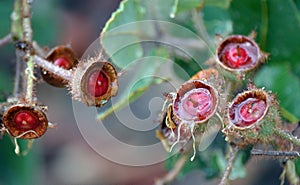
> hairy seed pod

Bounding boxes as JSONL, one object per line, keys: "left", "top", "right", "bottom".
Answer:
{"left": 172, "top": 80, "right": 219, "bottom": 124}
{"left": 2, "top": 104, "right": 48, "bottom": 139}
{"left": 71, "top": 57, "right": 118, "bottom": 107}
{"left": 215, "top": 35, "right": 268, "bottom": 80}
{"left": 41, "top": 45, "right": 78, "bottom": 87}
{"left": 223, "top": 85, "right": 281, "bottom": 148}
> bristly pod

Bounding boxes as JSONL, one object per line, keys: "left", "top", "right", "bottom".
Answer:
{"left": 172, "top": 79, "right": 219, "bottom": 125}
{"left": 156, "top": 69, "right": 221, "bottom": 154}
{"left": 214, "top": 34, "right": 268, "bottom": 80}
{"left": 41, "top": 45, "right": 78, "bottom": 87}
{"left": 70, "top": 57, "right": 118, "bottom": 107}
{"left": 222, "top": 84, "right": 282, "bottom": 148}
{"left": 2, "top": 104, "right": 48, "bottom": 139}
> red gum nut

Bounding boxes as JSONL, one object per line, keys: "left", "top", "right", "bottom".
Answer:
{"left": 216, "top": 35, "right": 260, "bottom": 72}
{"left": 2, "top": 105, "right": 48, "bottom": 139}
{"left": 78, "top": 60, "right": 118, "bottom": 107}
{"left": 53, "top": 57, "right": 71, "bottom": 69}
{"left": 87, "top": 70, "right": 109, "bottom": 97}
{"left": 42, "top": 46, "right": 78, "bottom": 87}
{"left": 173, "top": 80, "right": 218, "bottom": 124}
{"left": 228, "top": 90, "right": 268, "bottom": 129}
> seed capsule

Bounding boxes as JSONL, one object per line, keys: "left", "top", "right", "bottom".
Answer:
{"left": 71, "top": 58, "right": 118, "bottom": 107}
{"left": 223, "top": 85, "right": 282, "bottom": 148}
{"left": 228, "top": 90, "right": 268, "bottom": 129}
{"left": 2, "top": 104, "right": 48, "bottom": 139}
{"left": 173, "top": 80, "right": 218, "bottom": 124}
{"left": 41, "top": 45, "right": 78, "bottom": 87}
{"left": 216, "top": 35, "right": 267, "bottom": 74}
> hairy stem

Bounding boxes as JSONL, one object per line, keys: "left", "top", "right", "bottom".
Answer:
{"left": 21, "top": 0, "right": 33, "bottom": 43}
{"left": 274, "top": 129, "right": 300, "bottom": 148}
{"left": 20, "top": 0, "right": 35, "bottom": 103}
{"left": 11, "top": 0, "right": 22, "bottom": 40}
{"left": 154, "top": 154, "right": 188, "bottom": 185}
{"left": 34, "top": 55, "right": 73, "bottom": 81}
{"left": 219, "top": 145, "right": 239, "bottom": 185}
{"left": 25, "top": 56, "right": 35, "bottom": 102}
{"left": 251, "top": 149, "right": 300, "bottom": 158}
{"left": 280, "top": 107, "right": 299, "bottom": 124}
{"left": 32, "top": 41, "right": 46, "bottom": 57}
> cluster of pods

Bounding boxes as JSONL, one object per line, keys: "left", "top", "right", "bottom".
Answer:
{"left": 156, "top": 34, "right": 292, "bottom": 157}
{"left": 0, "top": 45, "right": 118, "bottom": 141}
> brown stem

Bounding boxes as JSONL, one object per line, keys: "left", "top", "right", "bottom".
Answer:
{"left": 34, "top": 55, "right": 73, "bottom": 81}
{"left": 19, "top": 0, "right": 35, "bottom": 103}
{"left": 154, "top": 155, "right": 188, "bottom": 185}
{"left": 274, "top": 128, "right": 300, "bottom": 148}
{"left": 0, "top": 34, "right": 12, "bottom": 48}
{"left": 219, "top": 145, "right": 239, "bottom": 185}
{"left": 32, "top": 41, "right": 46, "bottom": 57}
{"left": 251, "top": 149, "right": 300, "bottom": 158}
{"left": 21, "top": 0, "right": 33, "bottom": 43}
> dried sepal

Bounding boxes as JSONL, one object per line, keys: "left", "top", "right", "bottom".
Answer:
{"left": 41, "top": 45, "right": 78, "bottom": 87}
{"left": 2, "top": 104, "right": 48, "bottom": 139}
{"left": 156, "top": 108, "right": 193, "bottom": 152}
{"left": 71, "top": 57, "right": 118, "bottom": 107}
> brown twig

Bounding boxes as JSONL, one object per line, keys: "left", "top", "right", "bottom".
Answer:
{"left": 274, "top": 129, "right": 300, "bottom": 148}
{"left": 0, "top": 34, "right": 12, "bottom": 48}
{"left": 20, "top": 0, "right": 35, "bottom": 103}
{"left": 251, "top": 149, "right": 300, "bottom": 158}
{"left": 219, "top": 145, "right": 239, "bottom": 185}
{"left": 154, "top": 154, "right": 188, "bottom": 185}
{"left": 34, "top": 55, "right": 73, "bottom": 81}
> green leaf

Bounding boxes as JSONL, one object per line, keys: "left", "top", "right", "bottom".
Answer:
{"left": 165, "top": 153, "right": 207, "bottom": 179}
{"left": 230, "top": 152, "right": 247, "bottom": 180}
{"left": 203, "top": 6, "right": 233, "bottom": 36}
{"left": 203, "top": 0, "right": 232, "bottom": 9}
{"left": 173, "top": 56, "right": 202, "bottom": 81}
{"left": 101, "top": 0, "right": 144, "bottom": 69}
{"left": 229, "top": 0, "right": 261, "bottom": 35}
{"left": 230, "top": 0, "right": 300, "bottom": 77}
{"left": 294, "top": 158, "right": 300, "bottom": 176}
{"left": 177, "top": 0, "right": 202, "bottom": 13}
{"left": 264, "top": 0, "right": 300, "bottom": 77}
{"left": 254, "top": 64, "right": 300, "bottom": 119}
{"left": 0, "top": 136, "right": 41, "bottom": 185}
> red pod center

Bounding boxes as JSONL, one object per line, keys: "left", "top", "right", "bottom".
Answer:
{"left": 176, "top": 88, "right": 213, "bottom": 121}
{"left": 230, "top": 97, "right": 266, "bottom": 127}
{"left": 87, "top": 71, "right": 109, "bottom": 97}
{"left": 14, "top": 111, "right": 39, "bottom": 130}
{"left": 218, "top": 36, "right": 259, "bottom": 70}
{"left": 53, "top": 57, "right": 71, "bottom": 69}
{"left": 225, "top": 46, "right": 249, "bottom": 68}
